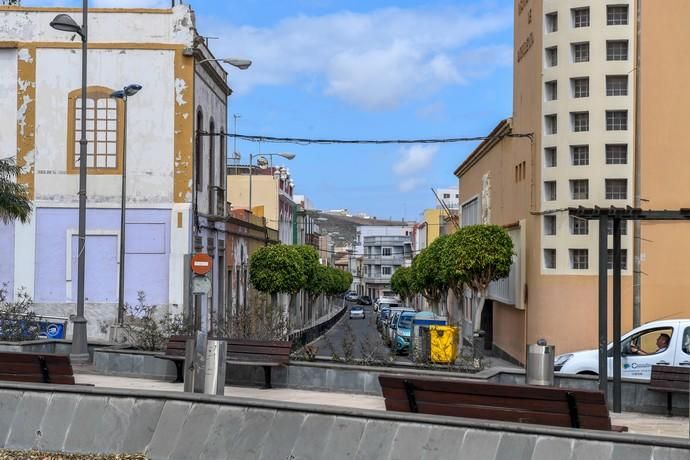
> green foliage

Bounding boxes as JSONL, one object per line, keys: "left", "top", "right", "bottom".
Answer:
{"left": 249, "top": 244, "right": 307, "bottom": 295}
{"left": 323, "top": 267, "right": 351, "bottom": 295}
{"left": 0, "top": 286, "right": 40, "bottom": 342}
{"left": 445, "top": 224, "right": 513, "bottom": 294}
{"left": 0, "top": 158, "right": 32, "bottom": 224}
{"left": 411, "top": 235, "right": 450, "bottom": 305}
{"left": 390, "top": 266, "right": 416, "bottom": 304}
{"left": 295, "top": 245, "right": 323, "bottom": 298}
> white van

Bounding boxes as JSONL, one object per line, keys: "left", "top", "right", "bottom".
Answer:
{"left": 555, "top": 319, "right": 690, "bottom": 380}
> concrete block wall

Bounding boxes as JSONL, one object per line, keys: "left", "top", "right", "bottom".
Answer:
{"left": 0, "top": 383, "right": 687, "bottom": 460}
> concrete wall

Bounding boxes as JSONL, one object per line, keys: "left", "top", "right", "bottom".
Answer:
{"left": 0, "top": 383, "right": 687, "bottom": 459}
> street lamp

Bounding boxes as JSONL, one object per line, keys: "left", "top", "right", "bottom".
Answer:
{"left": 198, "top": 57, "right": 252, "bottom": 70}
{"left": 51, "top": 3, "right": 89, "bottom": 363}
{"left": 110, "top": 84, "right": 142, "bottom": 325}
{"left": 248, "top": 152, "right": 295, "bottom": 211}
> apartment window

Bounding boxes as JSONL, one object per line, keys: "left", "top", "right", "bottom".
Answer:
{"left": 67, "top": 87, "right": 123, "bottom": 173}
{"left": 381, "top": 266, "right": 392, "bottom": 276}
{"left": 195, "top": 110, "right": 204, "bottom": 191}
{"left": 544, "top": 147, "right": 557, "bottom": 167}
{"left": 607, "top": 5, "right": 629, "bottom": 25}
{"left": 570, "top": 249, "right": 589, "bottom": 270}
{"left": 443, "top": 193, "right": 450, "bottom": 199}
{"left": 606, "top": 75, "right": 628, "bottom": 96}
{"left": 572, "top": 7, "right": 590, "bottom": 28}
{"left": 545, "top": 80, "right": 558, "bottom": 101}
{"left": 544, "top": 181, "right": 557, "bottom": 201}
{"left": 572, "top": 77, "right": 589, "bottom": 98}
{"left": 607, "top": 40, "right": 629, "bottom": 61}
{"left": 546, "top": 12, "right": 558, "bottom": 33}
{"left": 572, "top": 42, "right": 590, "bottom": 63}
{"left": 461, "top": 197, "right": 480, "bottom": 226}
{"left": 545, "top": 47, "right": 558, "bottom": 67}
{"left": 606, "top": 110, "right": 628, "bottom": 130}
{"left": 570, "top": 216, "right": 589, "bottom": 235}
{"left": 544, "top": 249, "right": 557, "bottom": 269}
{"left": 606, "top": 179, "right": 628, "bottom": 199}
{"left": 545, "top": 114, "right": 558, "bottom": 134}
{"left": 607, "top": 220, "right": 628, "bottom": 235}
{"left": 571, "top": 145, "right": 589, "bottom": 166}
{"left": 606, "top": 144, "right": 628, "bottom": 164}
{"left": 544, "top": 215, "right": 557, "bottom": 236}
{"left": 572, "top": 112, "right": 589, "bottom": 132}
{"left": 570, "top": 179, "right": 589, "bottom": 199}
{"left": 382, "top": 247, "right": 393, "bottom": 256}
{"left": 607, "top": 249, "right": 628, "bottom": 270}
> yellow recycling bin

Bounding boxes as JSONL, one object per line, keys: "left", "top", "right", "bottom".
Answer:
{"left": 430, "top": 325, "right": 459, "bottom": 364}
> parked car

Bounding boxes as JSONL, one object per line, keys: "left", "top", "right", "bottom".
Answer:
{"left": 374, "top": 296, "right": 399, "bottom": 312}
{"left": 385, "top": 307, "right": 408, "bottom": 346}
{"left": 376, "top": 307, "right": 391, "bottom": 332}
{"left": 555, "top": 319, "right": 690, "bottom": 380}
{"left": 359, "top": 295, "right": 372, "bottom": 306}
{"left": 345, "top": 292, "right": 360, "bottom": 303}
{"left": 349, "top": 306, "right": 365, "bottom": 320}
{"left": 392, "top": 310, "right": 416, "bottom": 355}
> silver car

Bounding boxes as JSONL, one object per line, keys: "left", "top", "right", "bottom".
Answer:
{"left": 349, "top": 306, "right": 365, "bottom": 320}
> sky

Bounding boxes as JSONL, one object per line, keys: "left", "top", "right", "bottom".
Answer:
{"left": 26, "top": 0, "right": 515, "bottom": 221}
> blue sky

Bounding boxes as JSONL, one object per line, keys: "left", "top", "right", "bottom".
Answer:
{"left": 29, "top": 0, "right": 515, "bottom": 221}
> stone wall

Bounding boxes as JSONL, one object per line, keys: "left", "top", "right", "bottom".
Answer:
{"left": 0, "top": 383, "right": 687, "bottom": 459}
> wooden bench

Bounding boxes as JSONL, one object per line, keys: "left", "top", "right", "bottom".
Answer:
{"left": 648, "top": 365, "right": 690, "bottom": 416}
{"left": 0, "top": 351, "right": 75, "bottom": 384}
{"left": 226, "top": 339, "right": 292, "bottom": 389}
{"left": 155, "top": 335, "right": 191, "bottom": 383}
{"left": 379, "top": 375, "right": 626, "bottom": 432}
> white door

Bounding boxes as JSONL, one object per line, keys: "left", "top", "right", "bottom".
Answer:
{"left": 614, "top": 326, "right": 676, "bottom": 380}
{"left": 673, "top": 325, "right": 690, "bottom": 368}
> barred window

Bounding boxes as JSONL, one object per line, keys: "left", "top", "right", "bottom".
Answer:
{"left": 606, "top": 144, "right": 628, "bottom": 164}
{"left": 544, "top": 215, "right": 557, "bottom": 236}
{"left": 607, "top": 111, "right": 628, "bottom": 131}
{"left": 607, "top": 219, "right": 628, "bottom": 235}
{"left": 607, "top": 40, "right": 628, "bottom": 61}
{"left": 572, "top": 8, "right": 590, "bottom": 28}
{"left": 546, "top": 47, "right": 558, "bottom": 67}
{"left": 607, "top": 249, "right": 628, "bottom": 270}
{"left": 544, "top": 181, "right": 557, "bottom": 201}
{"left": 545, "top": 80, "right": 558, "bottom": 101}
{"left": 572, "top": 77, "right": 589, "bottom": 98}
{"left": 607, "top": 5, "right": 629, "bottom": 25}
{"left": 570, "top": 179, "right": 589, "bottom": 200}
{"left": 572, "top": 112, "right": 589, "bottom": 132}
{"left": 546, "top": 12, "right": 558, "bottom": 33}
{"left": 606, "top": 179, "right": 628, "bottom": 199}
{"left": 545, "top": 114, "right": 558, "bottom": 134}
{"left": 572, "top": 42, "right": 590, "bottom": 63}
{"left": 571, "top": 145, "right": 589, "bottom": 166}
{"left": 544, "top": 249, "right": 556, "bottom": 269}
{"left": 606, "top": 75, "right": 628, "bottom": 96}
{"left": 544, "top": 147, "right": 557, "bottom": 167}
{"left": 570, "top": 249, "right": 589, "bottom": 270}
{"left": 570, "top": 216, "right": 589, "bottom": 235}
{"left": 67, "top": 86, "right": 122, "bottom": 174}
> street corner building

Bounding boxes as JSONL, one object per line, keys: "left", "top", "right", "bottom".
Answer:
{"left": 454, "top": 0, "right": 690, "bottom": 364}
{"left": 0, "top": 4, "right": 231, "bottom": 339}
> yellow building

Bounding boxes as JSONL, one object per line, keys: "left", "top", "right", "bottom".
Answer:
{"left": 455, "top": 0, "right": 690, "bottom": 364}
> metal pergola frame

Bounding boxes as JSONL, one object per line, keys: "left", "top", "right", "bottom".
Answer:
{"left": 568, "top": 206, "right": 690, "bottom": 413}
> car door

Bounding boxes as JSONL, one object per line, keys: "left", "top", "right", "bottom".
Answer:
{"left": 615, "top": 325, "right": 677, "bottom": 380}
{"left": 673, "top": 323, "right": 690, "bottom": 368}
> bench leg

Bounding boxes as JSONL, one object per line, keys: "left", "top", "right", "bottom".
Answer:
{"left": 262, "top": 367, "right": 272, "bottom": 389}
{"left": 174, "top": 362, "right": 184, "bottom": 383}
{"left": 666, "top": 393, "right": 673, "bottom": 417}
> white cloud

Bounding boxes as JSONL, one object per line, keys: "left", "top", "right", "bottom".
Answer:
{"left": 398, "top": 177, "right": 424, "bottom": 193}
{"left": 205, "top": 5, "right": 512, "bottom": 110}
{"left": 393, "top": 145, "right": 439, "bottom": 176}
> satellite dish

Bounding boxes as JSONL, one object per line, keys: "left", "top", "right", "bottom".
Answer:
{"left": 256, "top": 155, "right": 269, "bottom": 169}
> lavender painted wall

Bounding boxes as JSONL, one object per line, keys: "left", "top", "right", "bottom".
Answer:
{"left": 0, "top": 221, "right": 14, "bottom": 298}
{"left": 34, "top": 207, "right": 170, "bottom": 305}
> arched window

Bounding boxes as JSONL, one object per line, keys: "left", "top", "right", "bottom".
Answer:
{"left": 195, "top": 109, "right": 204, "bottom": 192}
{"left": 219, "top": 128, "right": 226, "bottom": 215}
{"left": 208, "top": 119, "right": 216, "bottom": 213}
{"left": 67, "top": 86, "right": 123, "bottom": 174}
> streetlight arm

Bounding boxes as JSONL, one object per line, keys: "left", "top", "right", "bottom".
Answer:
{"left": 198, "top": 57, "right": 252, "bottom": 70}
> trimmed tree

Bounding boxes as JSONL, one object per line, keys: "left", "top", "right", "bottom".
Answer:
{"left": 0, "top": 158, "right": 31, "bottom": 224}
{"left": 411, "top": 235, "right": 450, "bottom": 314}
{"left": 295, "top": 245, "right": 323, "bottom": 304}
{"left": 249, "top": 244, "right": 306, "bottom": 298}
{"left": 390, "top": 266, "right": 416, "bottom": 307}
{"left": 444, "top": 224, "right": 513, "bottom": 332}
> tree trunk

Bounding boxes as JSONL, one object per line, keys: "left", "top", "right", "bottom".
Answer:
{"left": 473, "top": 292, "right": 487, "bottom": 332}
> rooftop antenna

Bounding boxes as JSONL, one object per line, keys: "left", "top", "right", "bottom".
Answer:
{"left": 431, "top": 188, "right": 460, "bottom": 230}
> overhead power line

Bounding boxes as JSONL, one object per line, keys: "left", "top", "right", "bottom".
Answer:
{"left": 200, "top": 132, "right": 534, "bottom": 145}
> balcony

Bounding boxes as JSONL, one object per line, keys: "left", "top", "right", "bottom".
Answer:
{"left": 363, "top": 254, "right": 406, "bottom": 266}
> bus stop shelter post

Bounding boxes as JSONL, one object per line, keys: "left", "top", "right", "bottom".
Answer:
{"left": 613, "top": 217, "right": 622, "bottom": 413}
{"left": 598, "top": 214, "right": 609, "bottom": 397}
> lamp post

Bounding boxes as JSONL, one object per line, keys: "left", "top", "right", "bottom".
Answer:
{"left": 198, "top": 57, "right": 252, "bottom": 69}
{"left": 110, "top": 84, "right": 142, "bottom": 325}
{"left": 51, "top": 4, "right": 89, "bottom": 363}
{"left": 248, "top": 152, "right": 295, "bottom": 211}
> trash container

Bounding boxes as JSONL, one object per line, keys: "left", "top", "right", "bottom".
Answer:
{"left": 430, "top": 325, "right": 459, "bottom": 364}
{"left": 526, "top": 339, "right": 555, "bottom": 386}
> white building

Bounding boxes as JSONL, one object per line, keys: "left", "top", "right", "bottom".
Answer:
{"left": 355, "top": 225, "right": 414, "bottom": 299}
{"left": 0, "top": 4, "right": 231, "bottom": 339}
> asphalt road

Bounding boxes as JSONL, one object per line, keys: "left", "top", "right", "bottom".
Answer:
{"left": 311, "top": 301, "right": 395, "bottom": 361}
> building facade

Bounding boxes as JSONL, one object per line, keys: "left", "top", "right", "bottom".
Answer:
{"left": 0, "top": 5, "right": 229, "bottom": 339}
{"left": 357, "top": 225, "right": 414, "bottom": 300}
{"left": 456, "top": 0, "right": 690, "bottom": 363}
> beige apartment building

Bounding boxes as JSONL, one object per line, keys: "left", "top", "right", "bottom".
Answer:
{"left": 456, "top": 0, "right": 690, "bottom": 363}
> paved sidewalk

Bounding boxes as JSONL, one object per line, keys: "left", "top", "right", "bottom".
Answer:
{"left": 74, "top": 374, "right": 688, "bottom": 439}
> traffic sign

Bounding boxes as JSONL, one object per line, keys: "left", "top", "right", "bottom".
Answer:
{"left": 191, "top": 253, "right": 212, "bottom": 275}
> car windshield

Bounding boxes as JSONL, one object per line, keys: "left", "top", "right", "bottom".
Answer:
{"left": 398, "top": 313, "right": 414, "bottom": 329}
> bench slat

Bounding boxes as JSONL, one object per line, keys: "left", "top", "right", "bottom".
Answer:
{"left": 226, "top": 345, "right": 291, "bottom": 356}
{"left": 227, "top": 340, "right": 292, "bottom": 349}
{"left": 227, "top": 353, "right": 289, "bottom": 363}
